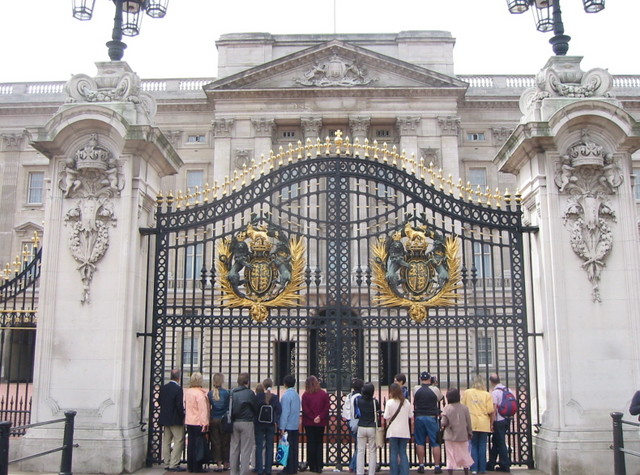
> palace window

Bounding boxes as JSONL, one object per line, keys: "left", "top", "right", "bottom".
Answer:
{"left": 186, "top": 169, "right": 204, "bottom": 190}
{"left": 27, "top": 171, "right": 44, "bottom": 205}
{"left": 472, "top": 241, "right": 492, "bottom": 278}
{"left": 477, "top": 333, "right": 494, "bottom": 367}
{"left": 379, "top": 341, "right": 400, "bottom": 386}
{"left": 468, "top": 168, "right": 487, "bottom": 189}
{"left": 282, "top": 130, "right": 296, "bottom": 139}
{"left": 633, "top": 168, "right": 640, "bottom": 200}
{"left": 275, "top": 341, "right": 296, "bottom": 386}
{"left": 375, "top": 129, "right": 391, "bottom": 138}
{"left": 185, "top": 243, "right": 204, "bottom": 280}
{"left": 466, "top": 132, "right": 486, "bottom": 141}
{"left": 182, "top": 332, "right": 201, "bottom": 368}
{"left": 187, "top": 134, "right": 206, "bottom": 143}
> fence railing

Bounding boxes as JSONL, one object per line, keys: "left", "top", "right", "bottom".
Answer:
{"left": 611, "top": 411, "right": 640, "bottom": 475}
{"left": 0, "top": 410, "right": 77, "bottom": 475}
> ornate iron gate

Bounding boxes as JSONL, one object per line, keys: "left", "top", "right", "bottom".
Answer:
{"left": 145, "top": 137, "right": 533, "bottom": 468}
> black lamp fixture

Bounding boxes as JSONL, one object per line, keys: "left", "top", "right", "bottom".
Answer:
{"left": 506, "top": 0, "right": 605, "bottom": 56}
{"left": 72, "top": 0, "right": 169, "bottom": 61}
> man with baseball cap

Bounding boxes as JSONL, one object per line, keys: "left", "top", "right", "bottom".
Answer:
{"left": 413, "top": 371, "right": 444, "bottom": 474}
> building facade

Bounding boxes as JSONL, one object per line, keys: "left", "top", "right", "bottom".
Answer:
{"left": 0, "top": 32, "right": 639, "bottom": 474}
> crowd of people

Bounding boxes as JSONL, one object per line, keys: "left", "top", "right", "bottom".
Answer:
{"left": 158, "top": 370, "right": 515, "bottom": 475}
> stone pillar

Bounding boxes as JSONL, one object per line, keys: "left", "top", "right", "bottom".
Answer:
{"left": 23, "top": 62, "right": 182, "bottom": 473}
{"left": 495, "top": 57, "right": 640, "bottom": 475}
{"left": 213, "top": 118, "right": 235, "bottom": 188}
{"left": 396, "top": 116, "right": 421, "bottom": 163}
{"left": 437, "top": 116, "right": 461, "bottom": 178}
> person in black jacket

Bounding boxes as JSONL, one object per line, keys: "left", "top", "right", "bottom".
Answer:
{"left": 254, "top": 378, "right": 282, "bottom": 475}
{"left": 630, "top": 390, "right": 640, "bottom": 420}
{"left": 159, "top": 369, "right": 186, "bottom": 472}
{"left": 230, "top": 373, "right": 258, "bottom": 475}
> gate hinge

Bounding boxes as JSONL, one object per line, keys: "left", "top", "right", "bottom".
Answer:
{"left": 521, "top": 226, "right": 539, "bottom": 233}
{"left": 139, "top": 227, "right": 157, "bottom": 236}
{"left": 136, "top": 332, "right": 153, "bottom": 338}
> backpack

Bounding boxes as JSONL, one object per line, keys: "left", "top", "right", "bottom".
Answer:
{"left": 348, "top": 395, "right": 361, "bottom": 433}
{"left": 258, "top": 403, "right": 274, "bottom": 423}
{"left": 497, "top": 387, "right": 517, "bottom": 417}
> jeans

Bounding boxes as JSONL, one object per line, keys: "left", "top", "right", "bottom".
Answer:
{"left": 388, "top": 438, "right": 409, "bottom": 475}
{"left": 470, "top": 431, "right": 489, "bottom": 473}
{"left": 255, "top": 424, "right": 276, "bottom": 474}
{"left": 488, "top": 419, "right": 510, "bottom": 470}
{"left": 186, "top": 425, "right": 206, "bottom": 473}
{"left": 349, "top": 430, "right": 358, "bottom": 472}
{"left": 356, "top": 427, "right": 376, "bottom": 475}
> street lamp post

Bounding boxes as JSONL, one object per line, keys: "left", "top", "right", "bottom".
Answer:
{"left": 506, "top": 0, "right": 605, "bottom": 56}
{"left": 71, "top": 0, "right": 169, "bottom": 61}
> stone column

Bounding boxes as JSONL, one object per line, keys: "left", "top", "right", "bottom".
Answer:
{"left": 495, "top": 57, "right": 640, "bottom": 475}
{"left": 437, "top": 116, "right": 461, "bottom": 178}
{"left": 23, "top": 62, "right": 182, "bottom": 473}
{"left": 213, "top": 118, "right": 235, "bottom": 188}
{"left": 0, "top": 133, "right": 25, "bottom": 264}
{"left": 396, "top": 116, "right": 421, "bottom": 163}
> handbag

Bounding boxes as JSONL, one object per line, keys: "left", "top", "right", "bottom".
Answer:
{"left": 375, "top": 400, "right": 385, "bottom": 448}
{"left": 223, "top": 390, "right": 234, "bottom": 434}
{"left": 276, "top": 431, "right": 289, "bottom": 467}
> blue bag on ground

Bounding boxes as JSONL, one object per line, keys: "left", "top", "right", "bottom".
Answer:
{"left": 276, "top": 431, "right": 289, "bottom": 467}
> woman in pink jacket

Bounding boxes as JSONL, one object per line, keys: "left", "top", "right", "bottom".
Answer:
{"left": 185, "top": 372, "right": 211, "bottom": 473}
{"left": 301, "top": 376, "right": 330, "bottom": 473}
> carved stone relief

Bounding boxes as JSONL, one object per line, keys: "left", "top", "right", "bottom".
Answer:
{"left": 554, "top": 129, "right": 623, "bottom": 302}
{"left": 212, "top": 119, "right": 235, "bottom": 137}
{"left": 234, "top": 149, "right": 252, "bottom": 169}
{"left": 251, "top": 118, "right": 275, "bottom": 138}
{"left": 348, "top": 117, "right": 370, "bottom": 138}
{"left": 1, "top": 133, "right": 25, "bottom": 151}
{"left": 437, "top": 116, "right": 461, "bottom": 136}
{"left": 59, "top": 134, "right": 123, "bottom": 304}
{"left": 296, "top": 54, "right": 377, "bottom": 87}
{"left": 396, "top": 117, "right": 421, "bottom": 135}
{"left": 420, "top": 148, "right": 440, "bottom": 168}
{"left": 65, "top": 69, "right": 156, "bottom": 119}
{"left": 301, "top": 117, "right": 323, "bottom": 139}
{"left": 491, "top": 127, "right": 514, "bottom": 146}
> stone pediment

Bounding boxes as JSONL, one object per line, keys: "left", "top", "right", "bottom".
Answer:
{"left": 204, "top": 40, "right": 467, "bottom": 92}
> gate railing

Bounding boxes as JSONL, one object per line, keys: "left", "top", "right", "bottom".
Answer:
{"left": 0, "top": 410, "right": 77, "bottom": 475}
{"left": 0, "top": 237, "right": 41, "bottom": 437}
{"left": 611, "top": 412, "right": 640, "bottom": 475}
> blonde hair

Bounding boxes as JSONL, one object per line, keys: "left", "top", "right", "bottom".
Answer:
{"left": 211, "top": 372, "right": 224, "bottom": 401}
{"left": 190, "top": 372, "right": 203, "bottom": 388}
{"left": 472, "top": 374, "right": 486, "bottom": 391}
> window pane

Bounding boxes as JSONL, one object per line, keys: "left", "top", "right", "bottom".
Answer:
{"left": 27, "top": 172, "right": 44, "bottom": 204}
{"left": 185, "top": 243, "right": 203, "bottom": 279}
{"left": 634, "top": 168, "right": 640, "bottom": 200}
{"left": 473, "top": 242, "right": 492, "bottom": 278}
{"left": 187, "top": 170, "right": 204, "bottom": 190}
{"left": 468, "top": 168, "right": 487, "bottom": 188}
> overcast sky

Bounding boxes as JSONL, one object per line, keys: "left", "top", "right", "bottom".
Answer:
{"left": 1, "top": 0, "right": 638, "bottom": 83}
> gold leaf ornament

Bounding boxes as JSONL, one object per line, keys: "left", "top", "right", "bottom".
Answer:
{"left": 371, "top": 234, "right": 462, "bottom": 323}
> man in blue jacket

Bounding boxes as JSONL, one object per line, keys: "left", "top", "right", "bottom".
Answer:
{"left": 279, "top": 374, "right": 301, "bottom": 474}
{"left": 159, "top": 369, "right": 186, "bottom": 472}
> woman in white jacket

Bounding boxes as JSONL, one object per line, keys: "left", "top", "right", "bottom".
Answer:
{"left": 384, "top": 383, "right": 414, "bottom": 475}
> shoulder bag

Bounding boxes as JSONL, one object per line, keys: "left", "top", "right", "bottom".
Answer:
{"left": 384, "top": 399, "right": 404, "bottom": 438}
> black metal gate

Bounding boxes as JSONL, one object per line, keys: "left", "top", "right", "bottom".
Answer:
{"left": 145, "top": 137, "right": 533, "bottom": 468}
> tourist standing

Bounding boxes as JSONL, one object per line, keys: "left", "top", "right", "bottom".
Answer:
{"left": 280, "top": 374, "right": 301, "bottom": 474}
{"left": 356, "top": 383, "right": 380, "bottom": 475}
{"left": 301, "top": 376, "right": 330, "bottom": 473}
{"left": 230, "top": 373, "right": 258, "bottom": 475}
{"left": 440, "top": 388, "right": 473, "bottom": 475}
{"left": 184, "top": 372, "right": 210, "bottom": 473}
{"left": 342, "top": 378, "right": 364, "bottom": 472}
{"left": 413, "top": 371, "right": 444, "bottom": 474}
{"left": 384, "top": 383, "right": 413, "bottom": 475}
{"left": 255, "top": 378, "right": 281, "bottom": 475}
{"left": 461, "top": 375, "right": 494, "bottom": 474}
{"left": 488, "top": 374, "right": 512, "bottom": 472}
{"left": 208, "top": 372, "right": 231, "bottom": 472}
{"left": 159, "top": 369, "right": 186, "bottom": 472}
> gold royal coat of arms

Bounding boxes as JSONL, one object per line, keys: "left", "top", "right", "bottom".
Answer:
{"left": 371, "top": 217, "right": 462, "bottom": 323}
{"left": 216, "top": 214, "right": 305, "bottom": 322}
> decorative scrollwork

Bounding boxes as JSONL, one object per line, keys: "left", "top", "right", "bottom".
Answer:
{"left": 216, "top": 214, "right": 306, "bottom": 322}
{"left": 371, "top": 218, "right": 462, "bottom": 323}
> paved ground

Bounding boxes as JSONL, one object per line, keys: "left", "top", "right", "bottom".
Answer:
{"left": 10, "top": 467, "right": 544, "bottom": 475}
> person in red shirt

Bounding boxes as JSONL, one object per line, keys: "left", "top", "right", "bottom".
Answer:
{"left": 301, "top": 376, "right": 330, "bottom": 473}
